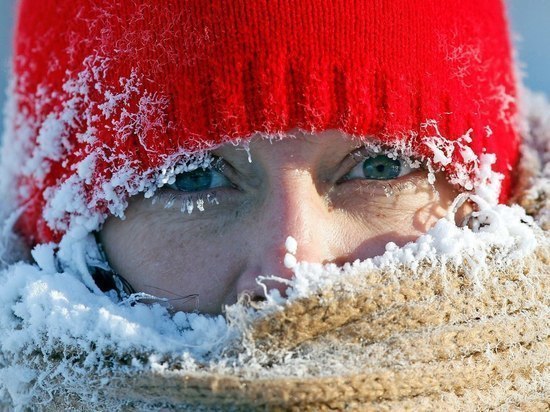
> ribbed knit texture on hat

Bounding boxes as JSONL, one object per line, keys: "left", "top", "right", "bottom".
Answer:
{"left": 5, "top": 0, "right": 519, "bottom": 244}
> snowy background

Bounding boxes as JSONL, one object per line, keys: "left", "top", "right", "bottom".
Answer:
{"left": 0, "top": 1, "right": 549, "bottom": 138}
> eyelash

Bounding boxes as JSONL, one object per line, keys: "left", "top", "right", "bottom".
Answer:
{"left": 152, "top": 150, "right": 424, "bottom": 209}
{"left": 372, "top": 175, "right": 419, "bottom": 194}
{"left": 337, "top": 148, "right": 418, "bottom": 181}
{"left": 335, "top": 171, "right": 422, "bottom": 201}
{"left": 151, "top": 189, "right": 223, "bottom": 213}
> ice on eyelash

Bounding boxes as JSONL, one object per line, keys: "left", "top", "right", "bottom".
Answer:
{"left": 152, "top": 192, "right": 219, "bottom": 214}
{"left": 197, "top": 198, "right": 205, "bottom": 211}
{"left": 183, "top": 199, "right": 194, "bottom": 214}
{"left": 156, "top": 154, "right": 216, "bottom": 187}
{"left": 352, "top": 148, "right": 423, "bottom": 170}
{"left": 151, "top": 149, "right": 427, "bottom": 213}
{"left": 383, "top": 185, "right": 394, "bottom": 197}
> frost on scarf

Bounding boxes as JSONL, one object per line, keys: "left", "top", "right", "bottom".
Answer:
{"left": 0, "top": 187, "right": 547, "bottom": 409}
{"left": 513, "top": 88, "right": 550, "bottom": 228}
{"left": 0, "top": 69, "right": 548, "bottom": 409}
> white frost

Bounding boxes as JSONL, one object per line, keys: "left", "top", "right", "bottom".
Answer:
{"left": 284, "top": 253, "right": 297, "bottom": 269}
{"left": 285, "top": 236, "right": 298, "bottom": 255}
{"left": 0, "top": 186, "right": 543, "bottom": 409}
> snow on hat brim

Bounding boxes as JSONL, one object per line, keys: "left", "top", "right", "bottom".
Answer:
{"left": 2, "top": 0, "right": 519, "bottom": 245}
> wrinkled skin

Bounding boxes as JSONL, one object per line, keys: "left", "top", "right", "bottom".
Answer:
{"left": 99, "top": 130, "right": 462, "bottom": 314}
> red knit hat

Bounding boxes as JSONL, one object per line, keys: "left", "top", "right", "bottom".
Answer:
{"left": 4, "top": 0, "right": 519, "bottom": 245}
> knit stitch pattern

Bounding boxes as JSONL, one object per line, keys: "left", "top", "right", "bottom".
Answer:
{"left": 1, "top": 91, "right": 548, "bottom": 410}
{"left": 6, "top": 0, "right": 519, "bottom": 244}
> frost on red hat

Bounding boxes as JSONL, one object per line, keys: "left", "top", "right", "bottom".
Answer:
{"left": 3, "top": 0, "right": 519, "bottom": 245}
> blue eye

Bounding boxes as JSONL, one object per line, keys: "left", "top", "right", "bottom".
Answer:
{"left": 363, "top": 155, "right": 401, "bottom": 179}
{"left": 345, "top": 154, "right": 412, "bottom": 181}
{"left": 170, "top": 168, "right": 231, "bottom": 192}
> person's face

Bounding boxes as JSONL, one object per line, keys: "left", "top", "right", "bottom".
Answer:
{"left": 99, "top": 130, "right": 459, "bottom": 314}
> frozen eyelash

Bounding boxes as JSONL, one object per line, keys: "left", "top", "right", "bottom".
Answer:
{"left": 352, "top": 147, "right": 423, "bottom": 171}
{"left": 382, "top": 183, "right": 396, "bottom": 197}
{"left": 379, "top": 180, "right": 421, "bottom": 197}
{"left": 150, "top": 190, "right": 221, "bottom": 214}
{"left": 356, "top": 180, "right": 412, "bottom": 198}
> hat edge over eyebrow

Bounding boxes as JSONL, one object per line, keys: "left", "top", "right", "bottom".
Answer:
{"left": 2, "top": 0, "right": 519, "bottom": 245}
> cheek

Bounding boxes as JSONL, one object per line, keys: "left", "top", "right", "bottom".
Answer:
{"left": 98, "top": 204, "right": 247, "bottom": 312}
{"left": 392, "top": 187, "right": 452, "bottom": 233}
{"left": 341, "top": 183, "right": 447, "bottom": 230}
{"left": 97, "top": 174, "right": 460, "bottom": 311}
{"left": 333, "top": 177, "right": 455, "bottom": 257}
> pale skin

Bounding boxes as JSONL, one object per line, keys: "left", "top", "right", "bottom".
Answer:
{"left": 99, "top": 129, "right": 462, "bottom": 314}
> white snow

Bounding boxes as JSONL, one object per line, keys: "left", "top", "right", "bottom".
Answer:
{"left": 284, "top": 253, "right": 297, "bottom": 269}
{"left": 276, "top": 197, "right": 540, "bottom": 301}
{"left": 283, "top": 236, "right": 299, "bottom": 268}
{"left": 285, "top": 236, "right": 298, "bottom": 255}
{"left": 0, "top": 160, "right": 545, "bottom": 408}
{"left": 0, "top": 52, "right": 510, "bottom": 251}
{"left": 0, "top": 52, "right": 547, "bottom": 408}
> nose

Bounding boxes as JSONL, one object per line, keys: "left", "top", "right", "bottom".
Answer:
{"left": 233, "top": 169, "right": 344, "bottom": 301}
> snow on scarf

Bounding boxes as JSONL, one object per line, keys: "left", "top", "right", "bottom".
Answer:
{"left": 0, "top": 90, "right": 548, "bottom": 411}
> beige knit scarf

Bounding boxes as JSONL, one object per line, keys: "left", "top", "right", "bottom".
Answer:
{"left": 51, "top": 89, "right": 549, "bottom": 411}
{"left": 85, "top": 243, "right": 545, "bottom": 412}
{"left": 4, "top": 90, "right": 549, "bottom": 411}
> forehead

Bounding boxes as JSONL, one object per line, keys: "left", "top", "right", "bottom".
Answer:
{"left": 214, "top": 129, "right": 365, "bottom": 164}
